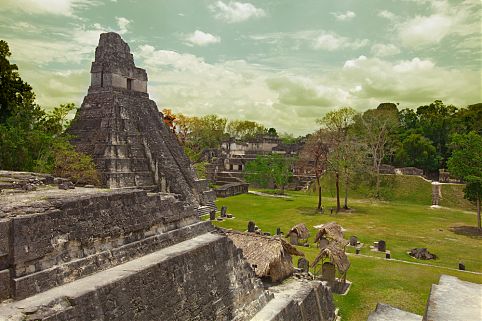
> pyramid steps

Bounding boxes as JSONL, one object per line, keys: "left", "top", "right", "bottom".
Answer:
{"left": 0, "top": 233, "right": 270, "bottom": 321}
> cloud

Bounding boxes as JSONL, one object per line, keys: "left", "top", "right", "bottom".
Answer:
{"left": 396, "top": 0, "right": 481, "bottom": 47}
{"left": 0, "top": 0, "right": 98, "bottom": 16}
{"left": 267, "top": 76, "right": 349, "bottom": 108}
{"left": 116, "top": 17, "right": 130, "bottom": 35}
{"left": 371, "top": 43, "right": 401, "bottom": 57}
{"left": 378, "top": 10, "right": 396, "bottom": 20}
{"left": 398, "top": 14, "right": 453, "bottom": 47}
{"left": 209, "top": 1, "right": 266, "bottom": 23}
{"left": 313, "top": 32, "right": 368, "bottom": 51}
{"left": 331, "top": 11, "right": 356, "bottom": 21}
{"left": 184, "top": 30, "right": 221, "bottom": 47}
{"left": 340, "top": 55, "right": 479, "bottom": 104}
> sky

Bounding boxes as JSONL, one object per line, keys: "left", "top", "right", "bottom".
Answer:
{"left": 0, "top": 0, "right": 480, "bottom": 135}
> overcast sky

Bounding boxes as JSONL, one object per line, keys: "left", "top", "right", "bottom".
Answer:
{"left": 1, "top": 0, "right": 480, "bottom": 135}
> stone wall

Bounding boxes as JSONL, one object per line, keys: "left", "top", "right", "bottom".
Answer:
{"left": 0, "top": 189, "right": 211, "bottom": 300}
{"left": 215, "top": 182, "right": 249, "bottom": 198}
{"left": 0, "top": 234, "right": 272, "bottom": 321}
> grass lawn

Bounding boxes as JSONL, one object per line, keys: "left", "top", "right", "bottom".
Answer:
{"left": 209, "top": 190, "right": 482, "bottom": 321}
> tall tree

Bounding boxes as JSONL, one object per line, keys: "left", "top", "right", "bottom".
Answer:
{"left": 318, "top": 107, "right": 358, "bottom": 212}
{"left": 416, "top": 100, "right": 457, "bottom": 168}
{"left": 298, "top": 130, "right": 329, "bottom": 210}
{"left": 353, "top": 104, "right": 399, "bottom": 197}
{"left": 447, "top": 132, "right": 482, "bottom": 231}
{"left": 395, "top": 133, "right": 439, "bottom": 172}
{"left": 244, "top": 154, "right": 293, "bottom": 194}
{"left": 0, "top": 40, "right": 35, "bottom": 124}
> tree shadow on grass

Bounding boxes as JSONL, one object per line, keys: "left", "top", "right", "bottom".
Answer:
{"left": 449, "top": 226, "right": 482, "bottom": 239}
{"left": 296, "top": 207, "right": 324, "bottom": 216}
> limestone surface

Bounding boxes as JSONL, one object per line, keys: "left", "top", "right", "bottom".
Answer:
{"left": 68, "top": 32, "right": 215, "bottom": 212}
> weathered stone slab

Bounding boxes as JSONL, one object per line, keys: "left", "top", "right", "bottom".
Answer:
{"left": 0, "top": 234, "right": 271, "bottom": 321}
{"left": 249, "top": 279, "right": 336, "bottom": 321}
{"left": 424, "top": 275, "right": 482, "bottom": 321}
{"left": 367, "top": 303, "right": 422, "bottom": 321}
{"left": 0, "top": 269, "right": 10, "bottom": 301}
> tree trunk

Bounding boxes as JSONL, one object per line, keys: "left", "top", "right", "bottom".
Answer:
{"left": 335, "top": 171, "right": 340, "bottom": 212}
{"left": 477, "top": 197, "right": 481, "bottom": 231}
{"left": 316, "top": 176, "right": 322, "bottom": 210}
{"left": 375, "top": 167, "right": 380, "bottom": 198}
{"left": 344, "top": 174, "right": 349, "bottom": 209}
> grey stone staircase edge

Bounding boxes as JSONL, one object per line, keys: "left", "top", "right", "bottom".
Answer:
{"left": 0, "top": 233, "right": 224, "bottom": 320}
{"left": 12, "top": 219, "right": 214, "bottom": 300}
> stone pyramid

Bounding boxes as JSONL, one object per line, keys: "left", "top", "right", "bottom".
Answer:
{"left": 0, "top": 33, "right": 337, "bottom": 321}
{"left": 68, "top": 32, "right": 215, "bottom": 213}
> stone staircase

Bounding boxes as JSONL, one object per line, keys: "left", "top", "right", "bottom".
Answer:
{"left": 215, "top": 171, "right": 245, "bottom": 185}
{"left": 368, "top": 275, "right": 482, "bottom": 321}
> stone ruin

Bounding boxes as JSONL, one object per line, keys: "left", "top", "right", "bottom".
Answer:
{"left": 409, "top": 248, "right": 437, "bottom": 260}
{"left": 0, "top": 33, "right": 337, "bottom": 321}
{"left": 431, "top": 181, "right": 442, "bottom": 206}
{"left": 67, "top": 32, "right": 215, "bottom": 216}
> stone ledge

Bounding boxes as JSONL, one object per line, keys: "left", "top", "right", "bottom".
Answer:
{"left": 0, "top": 233, "right": 270, "bottom": 321}
{"left": 367, "top": 303, "right": 422, "bottom": 321}
{"left": 250, "top": 279, "right": 336, "bottom": 321}
{"left": 12, "top": 220, "right": 213, "bottom": 300}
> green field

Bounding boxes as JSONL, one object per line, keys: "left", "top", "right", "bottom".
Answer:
{"left": 209, "top": 182, "right": 481, "bottom": 321}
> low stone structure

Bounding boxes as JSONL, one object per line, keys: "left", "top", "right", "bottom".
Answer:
{"left": 432, "top": 181, "right": 442, "bottom": 206}
{"left": 409, "top": 248, "right": 437, "bottom": 260}
{"left": 395, "top": 167, "right": 424, "bottom": 176}
{"left": 207, "top": 137, "right": 312, "bottom": 191}
{"left": 215, "top": 182, "right": 249, "bottom": 198}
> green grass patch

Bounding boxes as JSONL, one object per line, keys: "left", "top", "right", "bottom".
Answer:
{"left": 315, "top": 173, "right": 475, "bottom": 210}
{"left": 211, "top": 190, "right": 482, "bottom": 321}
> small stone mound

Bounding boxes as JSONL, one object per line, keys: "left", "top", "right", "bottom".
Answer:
{"left": 409, "top": 248, "right": 437, "bottom": 260}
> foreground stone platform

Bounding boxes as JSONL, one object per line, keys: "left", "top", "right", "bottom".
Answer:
{"left": 250, "top": 279, "right": 336, "bottom": 321}
{"left": 0, "top": 185, "right": 337, "bottom": 320}
{"left": 0, "top": 233, "right": 270, "bottom": 321}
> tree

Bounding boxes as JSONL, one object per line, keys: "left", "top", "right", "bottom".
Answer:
{"left": 226, "top": 120, "right": 266, "bottom": 140}
{"left": 161, "top": 108, "right": 176, "bottom": 131}
{"left": 298, "top": 130, "right": 330, "bottom": 210}
{"left": 353, "top": 104, "right": 399, "bottom": 197}
{"left": 318, "top": 107, "right": 358, "bottom": 212}
{"left": 416, "top": 100, "right": 457, "bottom": 168}
{"left": 447, "top": 132, "right": 482, "bottom": 230}
{"left": 173, "top": 113, "right": 228, "bottom": 161}
{"left": 0, "top": 40, "right": 100, "bottom": 185}
{"left": 395, "top": 133, "right": 439, "bottom": 172}
{"left": 244, "top": 154, "right": 293, "bottom": 194}
{"left": 267, "top": 127, "right": 278, "bottom": 137}
{"left": 0, "top": 40, "right": 35, "bottom": 124}
{"left": 454, "top": 103, "right": 482, "bottom": 135}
